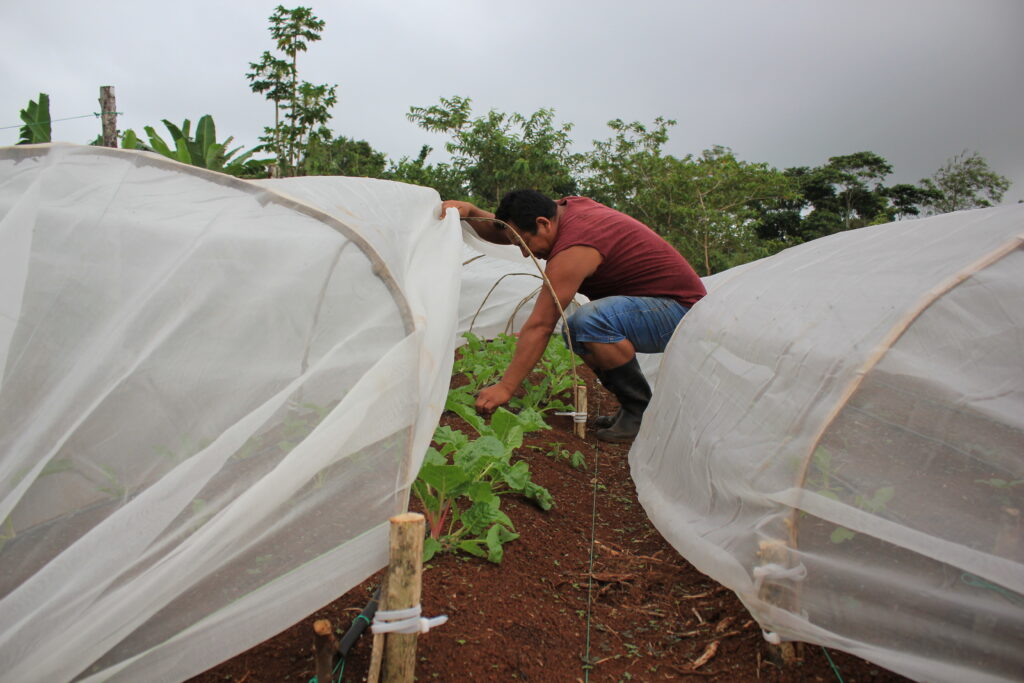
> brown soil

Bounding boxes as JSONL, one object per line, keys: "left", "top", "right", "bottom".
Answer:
{"left": 190, "top": 368, "right": 911, "bottom": 683}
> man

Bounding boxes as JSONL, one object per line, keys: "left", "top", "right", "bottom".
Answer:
{"left": 441, "top": 190, "right": 705, "bottom": 442}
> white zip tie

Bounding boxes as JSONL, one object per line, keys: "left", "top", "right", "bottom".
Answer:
{"left": 555, "top": 410, "right": 587, "bottom": 424}
{"left": 371, "top": 605, "right": 448, "bottom": 635}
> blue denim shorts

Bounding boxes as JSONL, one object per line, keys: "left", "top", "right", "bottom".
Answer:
{"left": 562, "top": 295, "right": 690, "bottom": 355}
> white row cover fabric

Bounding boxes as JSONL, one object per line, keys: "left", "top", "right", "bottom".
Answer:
{"left": 631, "top": 206, "right": 1024, "bottom": 683}
{"left": 0, "top": 144, "right": 463, "bottom": 682}
{"left": 456, "top": 222, "right": 586, "bottom": 340}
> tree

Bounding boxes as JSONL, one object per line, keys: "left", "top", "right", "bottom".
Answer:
{"left": 246, "top": 50, "right": 291, "bottom": 154}
{"left": 121, "top": 115, "right": 264, "bottom": 177}
{"left": 406, "top": 96, "right": 580, "bottom": 208}
{"left": 581, "top": 117, "right": 678, "bottom": 228}
{"left": 582, "top": 119, "right": 795, "bottom": 274}
{"left": 247, "top": 5, "right": 337, "bottom": 175}
{"left": 884, "top": 183, "right": 942, "bottom": 220}
{"left": 18, "top": 93, "right": 51, "bottom": 144}
{"left": 824, "top": 152, "right": 893, "bottom": 231}
{"left": 685, "top": 146, "right": 797, "bottom": 275}
{"left": 303, "top": 135, "right": 387, "bottom": 177}
{"left": 384, "top": 145, "right": 468, "bottom": 202}
{"left": 756, "top": 152, "right": 940, "bottom": 244}
{"left": 919, "top": 150, "right": 1011, "bottom": 213}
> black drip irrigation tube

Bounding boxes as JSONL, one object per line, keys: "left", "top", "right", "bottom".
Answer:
{"left": 313, "top": 587, "right": 380, "bottom": 683}
{"left": 339, "top": 587, "right": 380, "bottom": 659}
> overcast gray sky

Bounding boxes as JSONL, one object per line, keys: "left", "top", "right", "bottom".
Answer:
{"left": 3, "top": 0, "right": 1022, "bottom": 201}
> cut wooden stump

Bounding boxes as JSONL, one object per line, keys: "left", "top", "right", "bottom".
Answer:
{"left": 368, "top": 512, "right": 426, "bottom": 683}
{"left": 313, "top": 619, "right": 338, "bottom": 683}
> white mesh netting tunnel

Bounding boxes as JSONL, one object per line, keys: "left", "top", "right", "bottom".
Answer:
{"left": 0, "top": 143, "right": 467, "bottom": 682}
{"left": 631, "top": 205, "right": 1024, "bottom": 683}
{"left": 2, "top": 142, "right": 1022, "bottom": 683}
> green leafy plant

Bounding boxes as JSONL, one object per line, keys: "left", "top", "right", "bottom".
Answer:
{"left": 808, "top": 447, "right": 895, "bottom": 544}
{"left": 449, "top": 332, "right": 582, "bottom": 415}
{"left": 511, "top": 336, "right": 581, "bottom": 413}
{"left": 122, "top": 115, "right": 264, "bottom": 176}
{"left": 18, "top": 93, "right": 51, "bottom": 144}
{"left": 545, "top": 441, "right": 587, "bottom": 470}
{"left": 247, "top": 5, "right": 337, "bottom": 175}
{"left": 413, "top": 332, "right": 586, "bottom": 563}
{"left": 414, "top": 408, "right": 553, "bottom": 564}
{"left": 452, "top": 332, "right": 515, "bottom": 392}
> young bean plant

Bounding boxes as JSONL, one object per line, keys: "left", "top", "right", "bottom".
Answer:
{"left": 413, "top": 408, "right": 553, "bottom": 563}
{"left": 414, "top": 332, "right": 579, "bottom": 563}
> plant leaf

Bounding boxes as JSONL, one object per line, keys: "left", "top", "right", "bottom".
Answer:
{"left": 18, "top": 93, "right": 51, "bottom": 144}
{"left": 830, "top": 526, "right": 856, "bottom": 544}
{"left": 144, "top": 126, "right": 173, "bottom": 157}
{"left": 422, "top": 537, "right": 442, "bottom": 562}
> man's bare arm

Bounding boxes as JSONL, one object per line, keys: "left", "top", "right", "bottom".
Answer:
{"left": 476, "top": 246, "right": 602, "bottom": 413}
{"left": 440, "top": 200, "right": 512, "bottom": 245}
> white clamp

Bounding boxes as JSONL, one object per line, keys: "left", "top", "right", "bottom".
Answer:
{"left": 752, "top": 562, "right": 807, "bottom": 593}
{"left": 555, "top": 410, "right": 587, "bottom": 424}
{"left": 371, "top": 605, "right": 448, "bottom": 635}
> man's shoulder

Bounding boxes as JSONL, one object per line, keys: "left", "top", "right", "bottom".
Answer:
{"left": 559, "top": 196, "right": 616, "bottom": 223}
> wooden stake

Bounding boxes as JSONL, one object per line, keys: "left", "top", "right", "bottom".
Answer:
{"left": 574, "top": 384, "right": 587, "bottom": 438}
{"left": 99, "top": 86, "right": 117, "bottom": 148}
{"left": 313, "top": 619, "right": 339, "bottom": 683}
{"left": 757, "top": 540, "right": 799, "bottom": 667}
{"left": 366, "top": 576, "right": 387, "bottom": 683}
{"left": 368, "top": 513, "right": 425, "bottom": 683}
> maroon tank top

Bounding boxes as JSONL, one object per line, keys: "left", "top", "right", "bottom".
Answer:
{"left": 547, "top": 197, "right": 706, "bottom": 306}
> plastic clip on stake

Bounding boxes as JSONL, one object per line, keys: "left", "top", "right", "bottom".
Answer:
{"left": 371, "top": 605, "right": 448, "bottom": 635}
{"left": 752, "top": 562, "right": 807, "bottom": 593}
{"left": 555, "top": 410, "right": 587, "bottom": 424}
{"left": 752, "top": 562, "right": 807, "bottom": 645}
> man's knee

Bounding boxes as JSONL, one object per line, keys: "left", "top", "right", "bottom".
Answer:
{"left": 562, "top": 304, "right": 604, "bottom": 355}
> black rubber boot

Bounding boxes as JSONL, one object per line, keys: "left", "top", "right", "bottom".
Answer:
{"left": 591, "top": 368, "right": 621, "bottom": 428}
{"left": 595, "top": 357, "right": 652, "bottom": 443}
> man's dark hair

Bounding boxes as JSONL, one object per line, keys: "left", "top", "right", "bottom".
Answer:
{"left": 495, "top": 189, "right": 556, "bottom": 234}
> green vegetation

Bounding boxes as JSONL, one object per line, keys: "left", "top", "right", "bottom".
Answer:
{"left": 414, "top": 408, "right": 551, "bottom": 564}
{"left": 11, "top": 5, "right": 1013, "bottom": 273}
{"left": 247, "top": 5, "right": 337, "bottom": 176}
{"left": 920, "top": 150, "right": 1012, "bottom": 213}
{"left": 447, "top": 332, "right": 581, "bottom": 415}
{"left": 808, "top": 446, "right": 895, "bottom": 544}
{"left": 121, "top": 115, "right": 264, "bottom": 176}
{"left": 17, "top": 93, "right": 51, "bottom": 144}
{"left": 543, "top": 442, "right": 587, "bottom": 470}
{"left": 414, "top": 332, "right": 583, "bottom": 563}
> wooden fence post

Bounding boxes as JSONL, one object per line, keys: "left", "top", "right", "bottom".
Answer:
{"left": 368, "top": 512, "right": 425, "bottom": 683}
{"left": 99, "top": 86, "right": 117, "bottom": 148}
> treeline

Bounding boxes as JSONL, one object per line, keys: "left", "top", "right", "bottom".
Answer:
{"left": 15, "top": 6, "right": 1012, "bottom": 275}
{"left": 236, "top": 7, "right": 1013, "bottom": 274}
{"left": 285, "top": 99, "right": 1012, "bottom": 275}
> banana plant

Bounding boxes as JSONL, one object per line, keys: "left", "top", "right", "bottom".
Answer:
{"left": 18, "top": 93, "right": 52, "bottom": 144}
{"left": 122, "top": 115, "right": 265, "bottom": 177}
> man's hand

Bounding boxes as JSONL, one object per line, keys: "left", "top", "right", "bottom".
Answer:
{"left": 439, "top": 200, "right": 510, "bottom": 245}
{"left": 440, "top": 200, "right": 479, "bottom": 219}
{"left": 476, "top": 383, "right": 514, "bottom": 415}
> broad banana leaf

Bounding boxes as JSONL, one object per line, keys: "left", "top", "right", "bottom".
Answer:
{"left": 18, "top": 93, "right": 51, "bottom": 145}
